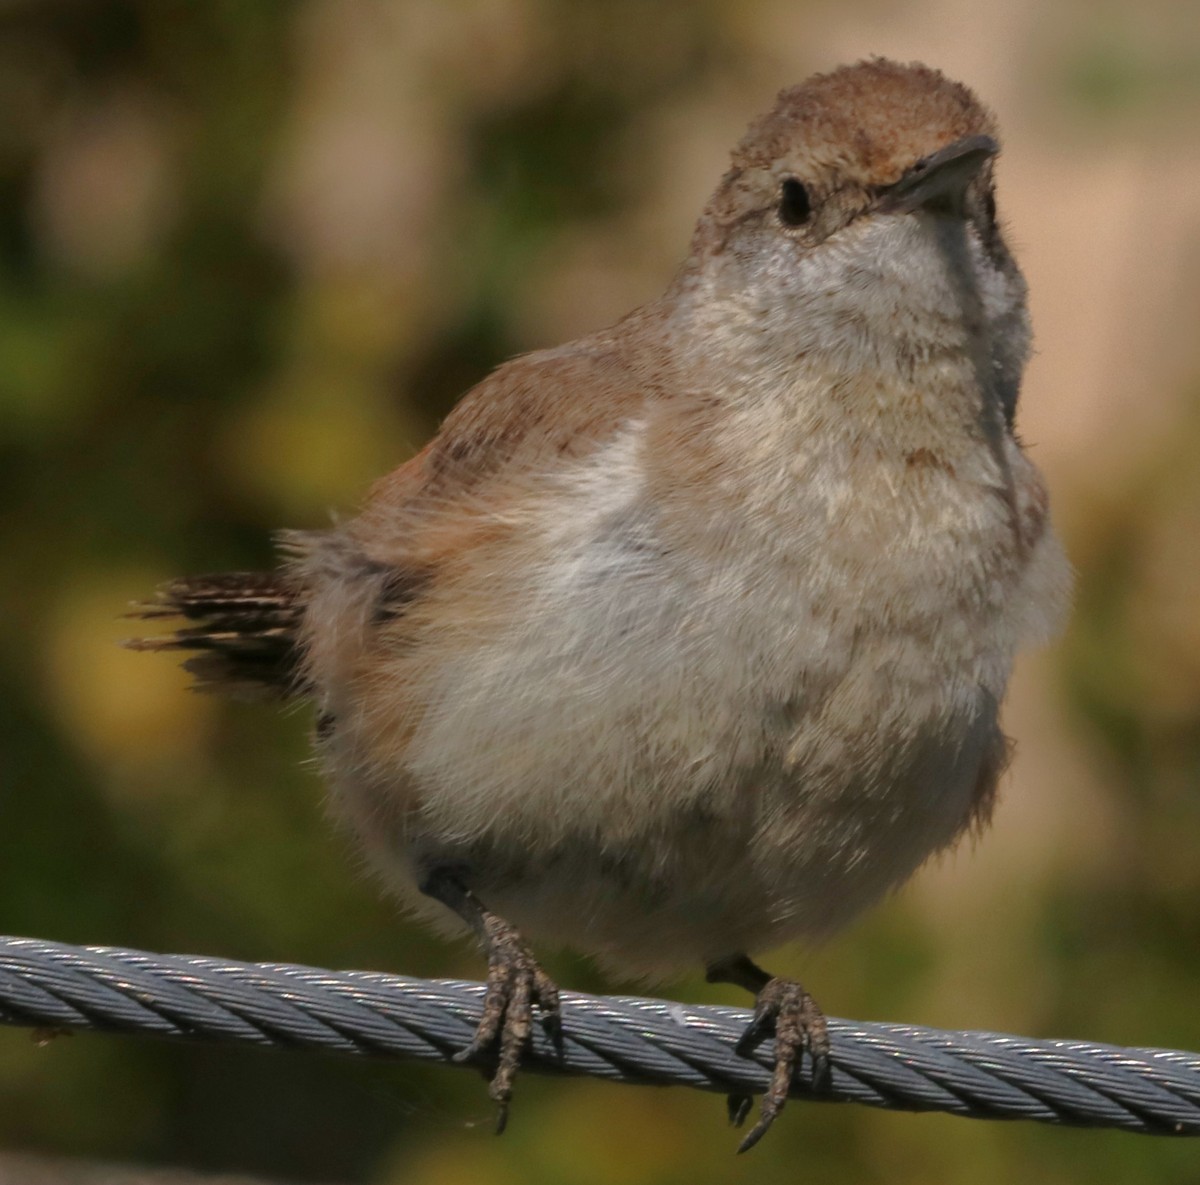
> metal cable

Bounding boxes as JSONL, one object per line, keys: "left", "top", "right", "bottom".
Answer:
{"left": 0, "top": 935, "right": 1197, "bottom": 1135}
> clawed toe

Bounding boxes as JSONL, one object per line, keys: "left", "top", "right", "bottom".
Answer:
{"left": 455, "top": 913, "right": 561, "bottom": 1134}
{"left": 734, "top": 977, "right": 830, "bottom": 1153}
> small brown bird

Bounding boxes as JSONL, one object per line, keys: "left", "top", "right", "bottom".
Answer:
{"left": 129, "top": 59, "right": 1071, "bottom": 1150}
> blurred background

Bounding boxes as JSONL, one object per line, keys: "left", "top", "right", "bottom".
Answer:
{"left": 1, "top": 1, "right": 1198, "bottom": 1182}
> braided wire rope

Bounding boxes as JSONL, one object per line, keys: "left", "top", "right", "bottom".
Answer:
{"left": 0, "top": 935, "right": 1197, "bottom": 1135}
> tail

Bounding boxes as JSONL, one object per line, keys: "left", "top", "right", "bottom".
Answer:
{"left": 124, "top": 571, "right": 305, "bottom": 698}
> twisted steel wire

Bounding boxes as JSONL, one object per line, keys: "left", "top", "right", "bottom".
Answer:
{"left": 0, "top": 935, "right": 1197, "bottom": 1135}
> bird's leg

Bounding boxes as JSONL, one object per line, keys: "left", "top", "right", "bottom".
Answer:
{"left": 419, "top": 867, "right": 562, "bottom": 1134}
{"left": 705, "top": 953, "right": 830, "bottom": 1153}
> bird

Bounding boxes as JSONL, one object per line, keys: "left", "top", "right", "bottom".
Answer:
{"left": 127, "top": 58, "right": 1072, "bottom": 1151}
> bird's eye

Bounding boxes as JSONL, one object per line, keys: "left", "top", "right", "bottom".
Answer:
{"left": 778, "top": 178, "right": 811, "bottom": 227}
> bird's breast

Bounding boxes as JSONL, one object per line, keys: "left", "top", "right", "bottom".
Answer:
{"left": 392, "top": 407, "right": 1039, "bottom": 831}
{"left": 322, "top": 402, "right": 1067, "bottom": 969}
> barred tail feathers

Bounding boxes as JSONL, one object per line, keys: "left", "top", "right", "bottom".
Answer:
{"left": 124, "top": 571, "right": 304, "bottom": 698}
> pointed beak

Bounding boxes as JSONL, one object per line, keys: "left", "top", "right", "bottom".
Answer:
{"left": 878, "top": 134, "right": 999, "bottom": 216}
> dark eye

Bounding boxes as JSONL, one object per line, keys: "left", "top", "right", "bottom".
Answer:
{"left": 778, "top": 178, "right": 811, "bottom": 227}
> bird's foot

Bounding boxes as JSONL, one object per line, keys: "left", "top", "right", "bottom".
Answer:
{"left": 454, "top": 911, "right": 562, "bottom": 1134}
{"left": 732, "top": 976, "right": 830, "bottom": 1153}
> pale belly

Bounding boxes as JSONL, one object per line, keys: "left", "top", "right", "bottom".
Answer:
{"left": 352, "top": 612, "right": 1007, "bottom": 976}
{"left": 330, "top": 493, "right": 1020, "bottom": 976}
{"left": 313, "top": 405, "right": 1070, "bottom": 976}
{"left": 445, "top": 689, "right": 1004, "bottom": 977}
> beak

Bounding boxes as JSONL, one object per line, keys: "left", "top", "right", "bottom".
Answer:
{"left": 878, "top": 134, "right": 999, "bottom": 216}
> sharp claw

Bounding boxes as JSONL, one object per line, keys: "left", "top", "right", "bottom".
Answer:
{"left": 727, "top": 1093, "right": 753, "bottom": 1127}
{"left": 736, "top": 1117, "right": 773, "bottom": 1155}
{"left": 735, "top": 1006, "right": 774, "bottom": 1056}
{"left": 542, "top": 1008, "right": 565, "bottom": 1058}
{"left": 452, "top": 1041, "right": 482, "bottom": 1064}
{"left": 811, "top": 1049, "right": 832, "bottom": 1091}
